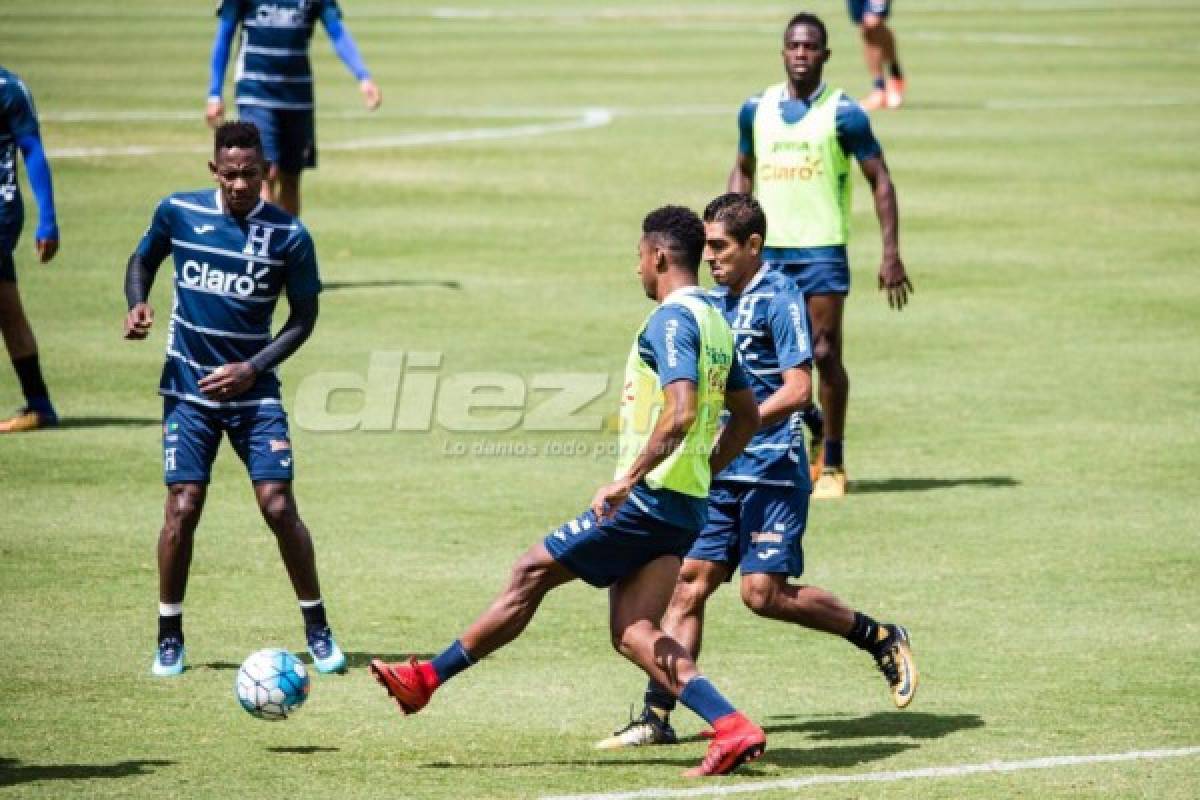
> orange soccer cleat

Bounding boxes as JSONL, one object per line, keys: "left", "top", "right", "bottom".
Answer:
{"left": 683, "top": 712, "right": 766, "bottom": 777}
{"left": 369, "top": 657, "right": 438, "bottom": 715}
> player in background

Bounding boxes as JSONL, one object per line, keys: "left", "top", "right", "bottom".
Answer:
{"left": 0, "top": 67, "right": 60, "bottom": 433}
{"left": 848, "top": 0, "right": 907, "bottom": 111}
{"left": 370, "top": 207, "right": 769, "bottom": 777}
{"left": 206, "top": 0, "right": 382, "bottom": 216}
{"left": 729, "top": 12, "right": 912, "bottom": 499}
{"left": 123, "top": 122, "right": 345, "bottom": 677}
{"left": 596, "top": 194, "right": 917, "bottom": 750}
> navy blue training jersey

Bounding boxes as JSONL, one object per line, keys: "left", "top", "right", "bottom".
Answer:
{"left": 134, "top": 190, "right": 321, "bottom": 407}
{"left": 0, "top": 67, "right": 39, "bottom": 229}
{"left": 220, "top": 0, "right": 343, "bottom": 110}
{"left": 710, "top": 268, "right": 813, "bottom": 488}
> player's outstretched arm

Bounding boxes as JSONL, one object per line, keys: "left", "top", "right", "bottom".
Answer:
{"left": 860, "top": 155, "right": 912, "bottom": 310}
{"left": 590, "top": 379, "right": 698, "bottom": 521}
{"left": 709, "top": 387, "right": 760, "bottom": 477}
{"left": 321, "top": 5, "right": 381, "bottom": 110}
{"left": 206, "top": 11, "right": 238, "bottom": 128}
{"left": 15, "top": 133, "right": 58, "bottom": 263}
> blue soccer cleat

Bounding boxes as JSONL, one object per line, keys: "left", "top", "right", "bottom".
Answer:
{"left": 151, "top": 636, "right": 186, "bottom": 677}
{"left": 306, "top": 626, "right": 346, "bottom": 674}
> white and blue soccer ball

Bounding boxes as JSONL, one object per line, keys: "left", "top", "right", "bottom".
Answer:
{"left": 235, "top": 648, "right": 310, "bottom": 721}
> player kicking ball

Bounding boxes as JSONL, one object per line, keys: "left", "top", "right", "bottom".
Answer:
{"left": 370, "top": 206, "right": 768, "bottom": 777}
{"left": 596, "top": 195, "right": 917, "bottom": 750}
{"left": 123, "top": 121, "right": 344, "bottom": 677}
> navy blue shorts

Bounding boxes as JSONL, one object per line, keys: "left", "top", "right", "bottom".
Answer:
{"left": 544, "top": 502, "right": 698, "bottom": 588}
{"left": 686, "top": 483, "right": 808, "bottom": 578}
{"left": 847, "top": 0, "right": 892, "bottom": 24}
{"left": 162, "top": 396, "right": 294, "bottom": 485}
{"left": 0, "top": 227, "right": 20, "bottom": 283}
{"left": 237, "top": 105, "right": 317, "bottom": 174}
{"left": 767, "top": 259, "right": 851, "bottom": 297}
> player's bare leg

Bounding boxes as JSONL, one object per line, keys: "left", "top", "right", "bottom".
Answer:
{"left": 253, "top": 481, "right": 320, "bottom": 600}
{"left": 254, "top": 480, "right": 345, "bottom": 672}
{"left": 0, "top": 282, "right": 56, "bottom": 432}
{"left": 275, "top": 171, "right": 301, "bottom": 217}
{"left": 859, "top": 14, "right": 887, "bottom": 109}
{"left": 659, "top": 558, "right": 731, "bottom": 660}
{"left": 158, "top": 482, "right": 207, "bottom": 604}
{"left": 596, "top": 557, "right": 727, "bottom": 749}
{"left": 460, "top": 542, "right": 576, "bottom": 658}
{"left": 0, "top": 282, "right": 36, "bottom": 359}
{"left": 861, "top": 14, "right": 904, "bottom": 109}
{"left": 740, "top": 573, "right": 853, "bottom": 633}
{"left": 608, "top": 555, "right": 700, "bottom": 692}
{"left": 153, "top": 482, "right": 206, "bottom": 675}
{"left": 370, "top": 542, "right": 575, "bottom": 713}
{"left": 743, "top": 572, "right": 916, "bottom": 707}
{"left": 260, "top": 163, "right": 277, "bottom": 205}
{"left": 259, "top": 163, "right": 301, "bottom": 216}
{"left": 808, "top": 294, "right": 849, "bottom": 497}
{"left": 610, "top": 555, "right": 765, "bottom": 776}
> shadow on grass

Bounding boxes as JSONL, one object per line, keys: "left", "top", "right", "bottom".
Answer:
{"left": 758, "top": 741, "right": 917, "bottom": 770}
{"left": 0, "top": 757, "right": 174, "bottom": 787}
{"left": 851, "top": 476, "right": 1018, "bottom": 494}
{"left": 323, "top": 279, "right": 462, "bottom": 291}
{"left": 419, "top": 741, "right": 915, "bottom": 771}
{"left": 55, "top": 417, "right": 160, "bottom": 429}
{"left": 198, "top": 652, "right": 435, "bottom": 671}
{"left": 266, "top": 746, "right": 340, "bottom": 755}
{"left": 764, "top": 712, "right": 986, "bottom": 741}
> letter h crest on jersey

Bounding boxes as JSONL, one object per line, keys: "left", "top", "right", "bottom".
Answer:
{"left": 244, "top": 224, "right": 274, "bottom": 259}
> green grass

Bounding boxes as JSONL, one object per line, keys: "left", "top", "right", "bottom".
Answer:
{"left": 2, "top": 1, "right": 1199, "bottom": 797}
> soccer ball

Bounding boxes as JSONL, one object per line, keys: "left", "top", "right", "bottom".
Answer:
{"left": 235, "top": 648, "right": 310, "bottom": 721}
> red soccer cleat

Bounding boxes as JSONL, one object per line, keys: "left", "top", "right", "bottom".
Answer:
{"left": 369, "top": 657, "right": 438, "bottom": 715}
{"left": 683, "top": 712, "right": 766, "bottom": 777}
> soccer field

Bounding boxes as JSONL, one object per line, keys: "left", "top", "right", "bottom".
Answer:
{"left": 2, "top": 0, "right": 1199, "bottom": 797}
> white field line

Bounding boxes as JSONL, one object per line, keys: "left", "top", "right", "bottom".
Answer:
{"left": 43, "top": 92, "right": 1196, "bottom": 132}
{"left": 328, "top": 108, "right": 612, "bottom": 151}
{"left": 539, "top": 745, "right": 1200, "bottom": 800}
{"left": 910, "top": 30, "right": 1197, "bottom": 50}
{"left": 47, "top": 108, "right": 613, "bottom": 159}
{"left": 41, "top": 107, "right": 599, "bottom": 123}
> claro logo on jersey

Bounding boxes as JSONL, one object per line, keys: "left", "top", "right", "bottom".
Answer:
{"left": 181, "top": 260, "right": 270, "bottom": 297}
{"left": 759, "top": 155, "right": 824, "bottom": 182}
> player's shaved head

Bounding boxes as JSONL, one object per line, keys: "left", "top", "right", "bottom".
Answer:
{"left": 785, "top": 11, "right": 828, "bottom": 48}
{"left": 642, "top": 205, "right": 705, "bottom": 271}
{"left": 704, "top": 193, "right": 767, "bottom": 245}
{"left": 214, "top": 120, "right": 264, "bottom": 157}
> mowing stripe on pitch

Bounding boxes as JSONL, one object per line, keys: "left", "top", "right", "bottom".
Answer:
{"left": 540, "top": 746, "right": 1200, "bottom": 800}
{"left": 47, "top": 109, "right": 613, "bottom": 159}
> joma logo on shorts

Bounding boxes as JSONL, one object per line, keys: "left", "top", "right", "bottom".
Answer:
{"left": 182, "top": 259, "right": 269, "bottom": 297}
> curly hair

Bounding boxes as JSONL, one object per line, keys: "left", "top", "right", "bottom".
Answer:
{"left": 642, "top": 205, "right": 705, "bottom": 270}
{"left": 784, "top": 12, "right": 828, "bottom": 48}
{"left": 214, "top": 121, "right": 263, "bottom": 156}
